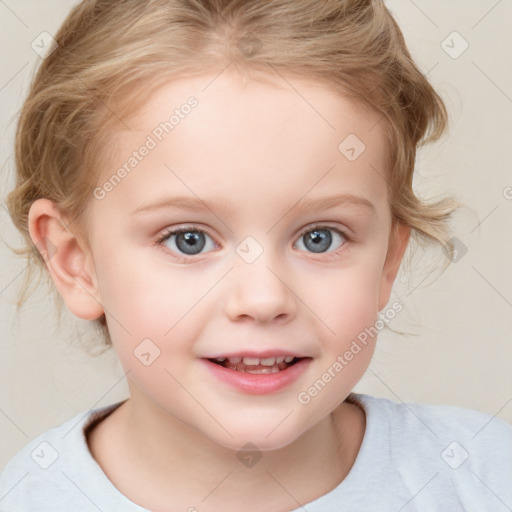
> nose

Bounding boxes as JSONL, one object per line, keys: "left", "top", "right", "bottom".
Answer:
{"left": 223, "top": 256, "right": 297, "bottom": 324}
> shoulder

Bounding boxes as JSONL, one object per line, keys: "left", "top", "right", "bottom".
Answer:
{"left": 353, "top": 392, "right": 512, "bottom": 458}
{"left": 347, "top": 393, "right": 512, "bottom": 508}
{"left": 354, "top": 392, "right": 511, "bottom": 439}
{"left": 0, "top": 401, "right": 130, "bottom": 512}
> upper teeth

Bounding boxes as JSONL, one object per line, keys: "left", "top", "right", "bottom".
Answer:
{"left": 214, "top": 355, "right": 296, "bottom": 366}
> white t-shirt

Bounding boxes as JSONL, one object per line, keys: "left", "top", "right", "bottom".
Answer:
{"left": 0, "top": 393, "right": 510, "bottom": 511}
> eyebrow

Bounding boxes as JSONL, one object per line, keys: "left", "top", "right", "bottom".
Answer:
{"left": 131, "top": 193, "right": 376, "bottom": 217}
{"left": 292, "top": 194, "right": 376, "bottom": 217}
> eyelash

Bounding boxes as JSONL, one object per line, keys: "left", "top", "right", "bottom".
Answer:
{"left": 155, "top": 223, "right": 350, "bottom": 261}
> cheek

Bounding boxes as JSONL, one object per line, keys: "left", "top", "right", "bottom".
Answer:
{"left": 93, "top": 246, "right": 214, "bottom": 364}
{"left": 309, "top": 261, "right": 384, "bottom": 335}
{"left": 94, "top": 245, "right": 188, "bottom": 329}
{"left": 302, "top": 267, "right": 382, "bottom": 404}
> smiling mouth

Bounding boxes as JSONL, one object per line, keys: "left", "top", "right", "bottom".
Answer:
{"left": 207, "top": 356, "right": 305, "bottom": 374}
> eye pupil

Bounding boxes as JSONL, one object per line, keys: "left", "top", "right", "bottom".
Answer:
{"left": 184, "top": 233, "right": 196, "bottom": 244}
{"left": 311, "top": 231, "right": 323, "bottom": 243}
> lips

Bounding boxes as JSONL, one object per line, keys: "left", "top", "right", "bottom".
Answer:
{"left": 202, "top": 355, "right": 311, "bottom": 394}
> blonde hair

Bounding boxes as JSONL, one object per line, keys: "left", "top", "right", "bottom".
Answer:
{"left": 6, "top": 0, "right": 460, "bottom": 348}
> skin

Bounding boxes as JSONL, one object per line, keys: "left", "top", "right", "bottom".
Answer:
{"left": 28, "top": 68, "right": 410, "bottom": 512}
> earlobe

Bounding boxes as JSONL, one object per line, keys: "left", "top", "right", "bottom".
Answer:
{"left": 378, "top": 222, "right": 411, "bottom": 311}
{"left": 28, "top": 198, "right": 104, "bottom": 320}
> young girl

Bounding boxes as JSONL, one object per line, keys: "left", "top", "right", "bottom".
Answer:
{"left": 1, "top": 1, "right": 510, "bottom": 511}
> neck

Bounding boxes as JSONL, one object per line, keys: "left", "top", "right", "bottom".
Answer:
{"left": 89, "top": 393, "right": 365, "bottom": 512}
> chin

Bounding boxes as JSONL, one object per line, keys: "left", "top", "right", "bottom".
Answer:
{"left": 201, "top": 420, "right": 306, "bottom": 453}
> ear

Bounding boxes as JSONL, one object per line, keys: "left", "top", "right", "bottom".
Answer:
{"left": 378, "top": 221, "right": 410, "bottom": 311}
{"left": 28, "top": 198, "right": 104, "bottom": 320}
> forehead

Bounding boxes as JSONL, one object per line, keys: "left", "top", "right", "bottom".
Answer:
{"left": 95, "top": 69, "right": 389, "bottom": 220}
{"left": 122, "top": 69, "right": 384, "bottom": 153}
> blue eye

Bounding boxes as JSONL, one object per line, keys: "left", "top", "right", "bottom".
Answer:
{"left": 295, "top": 226, "right": 346, "bottom": 254}
{"left": 156, "top": 224, "right": 347, "bottom": 259}
{"left": 157, "top": 228, "right": 217, "bottom": 256}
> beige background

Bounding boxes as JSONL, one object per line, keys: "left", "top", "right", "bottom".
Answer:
{"left": 1, "top": 0, "right": 511, "bottom": 471}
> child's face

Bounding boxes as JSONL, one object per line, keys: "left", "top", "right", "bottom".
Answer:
{"left": 72, "top": 70, "right": 407, "bottom": 449}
